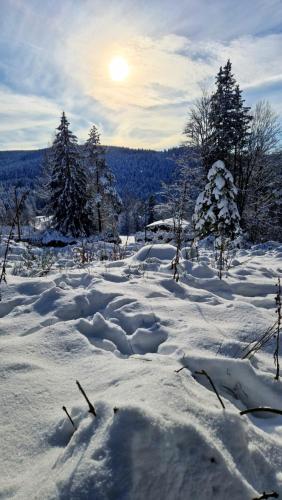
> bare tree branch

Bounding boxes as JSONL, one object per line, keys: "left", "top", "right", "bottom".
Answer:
{"left": 76, "top": 380, "right": 96, "bottom": 417}
{"left": 62, "top": 406, "right": 77, "bottom": 430}
{"left": 240, "top": 407, "right": 282, "bottom": 416}
{"left": 195, "top": 369, "right": 226, "bottom": 409}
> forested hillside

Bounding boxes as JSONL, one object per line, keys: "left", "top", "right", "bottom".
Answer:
{"left": 0, "top": 146, "right": 182, "bottom": 199}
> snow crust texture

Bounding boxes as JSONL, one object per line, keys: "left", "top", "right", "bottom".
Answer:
{"left": 1, "top": 242, "right": 282, "bottom": 499}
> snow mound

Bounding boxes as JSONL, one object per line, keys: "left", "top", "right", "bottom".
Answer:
{"left": 16, "top": 366, "right": 282, "bottom": 500}
{"left": 129, "top": 244, "right": 176, "bottom": 263}
{"left": 184, "top": 354, "right": 282, "bottom": 412}
{"left": 38, "top": 403, "right": 256, "bottom": 500}
{"left": 1, "top": 242, "right": 282, "bottom": 499}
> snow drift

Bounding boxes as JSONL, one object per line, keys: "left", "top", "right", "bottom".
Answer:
{"left": 1, "top": 243, "right": 282, "bottom": 499}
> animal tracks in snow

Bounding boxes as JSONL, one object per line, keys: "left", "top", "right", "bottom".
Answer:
{"left": 76, "top": 297, "right": 167, "bottom": 355}
{"left": 1, "top": 241, "right": 281, "bottom": 358}
{"left": 0, "top": 273, "right": 168, "bottom": 356}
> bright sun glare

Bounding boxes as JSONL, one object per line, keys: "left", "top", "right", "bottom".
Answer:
{"left": 109, "top": 56, "right": 129, "bottom": 81}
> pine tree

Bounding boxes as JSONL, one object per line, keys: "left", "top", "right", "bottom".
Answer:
{"left": 209, "top": 61, "right": 235, "bottom": 164}
{"left": 84, "top": 125, "right": 122, "bottom": 239}
{"left": 209, "top": 60, "right": 252, "bottom": 185}
{"left": 193, "top": 160, "right": 241, "bottom": 277}
{"left": 48, "top": 112, "right": 92, "bottom": 237}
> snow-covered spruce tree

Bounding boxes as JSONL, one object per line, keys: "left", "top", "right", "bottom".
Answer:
{"left": 84, "top": 125, "right": 122, "bottom": 240}
{"left": 183, "top": 63, "right": 252, "bottom": 224}
{"left": 193, "top": 160, "right": 241, "bottom": 278}
{"left": 48, "top": 112, "right": 93, "bottom": 237}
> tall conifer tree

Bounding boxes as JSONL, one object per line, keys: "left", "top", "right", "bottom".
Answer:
{"left": 48, "top": 112, "right": 92, "bottom": 237}
{"left": 85, "top": 125, "right": 122, "bottom": 237}
{"left": 209, "top": 60, "right": 252, "bottom": 185}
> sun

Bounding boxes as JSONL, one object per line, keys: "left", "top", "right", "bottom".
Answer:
{"left": 109, "top": 56, "right": 129, "bottom": 81}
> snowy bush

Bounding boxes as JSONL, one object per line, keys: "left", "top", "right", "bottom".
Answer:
{"left": 12, "top": 245, "right": 55, "bottom": 277}
{"left": 72, "top": 241, "right": 97, "bottom": 266}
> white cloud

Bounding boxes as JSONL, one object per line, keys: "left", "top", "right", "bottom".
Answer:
{"left": 0, "top": 1, "right": 282, "bottom": 149}
{"left": 0, "top": 86, "right": 61, "bottom": 149}
{"left": 204, "top": 34, "right": 282, "bottom": 88}
{"left": 58, "top": 26, "right": 282, "bottom": 148}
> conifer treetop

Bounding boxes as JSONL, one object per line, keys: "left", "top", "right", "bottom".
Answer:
{"left": 209, "top": 60, "right": 252, "bottom": 168}
{"left": 86, "top": 125, "right": 101, "bottom": 146}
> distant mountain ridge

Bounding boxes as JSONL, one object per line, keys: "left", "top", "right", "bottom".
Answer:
{"left": 0, "top": 146, "right": 183, "bottom": 199}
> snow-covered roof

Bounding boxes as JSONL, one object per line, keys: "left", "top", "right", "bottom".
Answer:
{"left": 146, "top": 218, "right": 190, "bottom": 229}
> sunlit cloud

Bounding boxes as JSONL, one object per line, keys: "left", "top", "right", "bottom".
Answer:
{"left": 0, "top": 0, "right": 281, "bottom": 149}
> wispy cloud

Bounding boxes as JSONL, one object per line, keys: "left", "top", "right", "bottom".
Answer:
{"left": 0, "top": 86, "right": 60, "bottom": 149}
{"left": 0, "top": 0, "right": 281, "bottom": 149}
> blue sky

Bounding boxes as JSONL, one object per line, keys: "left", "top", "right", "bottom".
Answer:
{"left": 1, "top": 0, "right": 282, "bottom": 150}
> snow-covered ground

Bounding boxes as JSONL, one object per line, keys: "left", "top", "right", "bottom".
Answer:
{"left": 1, "top": 241, "right": 282, "bottom": 499}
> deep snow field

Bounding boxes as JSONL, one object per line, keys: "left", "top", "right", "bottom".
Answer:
{"left": 1, "top": 240, "right": 282, "bottom": 500}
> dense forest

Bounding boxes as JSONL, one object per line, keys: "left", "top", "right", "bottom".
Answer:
{"left": 0, "top": 145, "right": 180, "bottom": 199}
